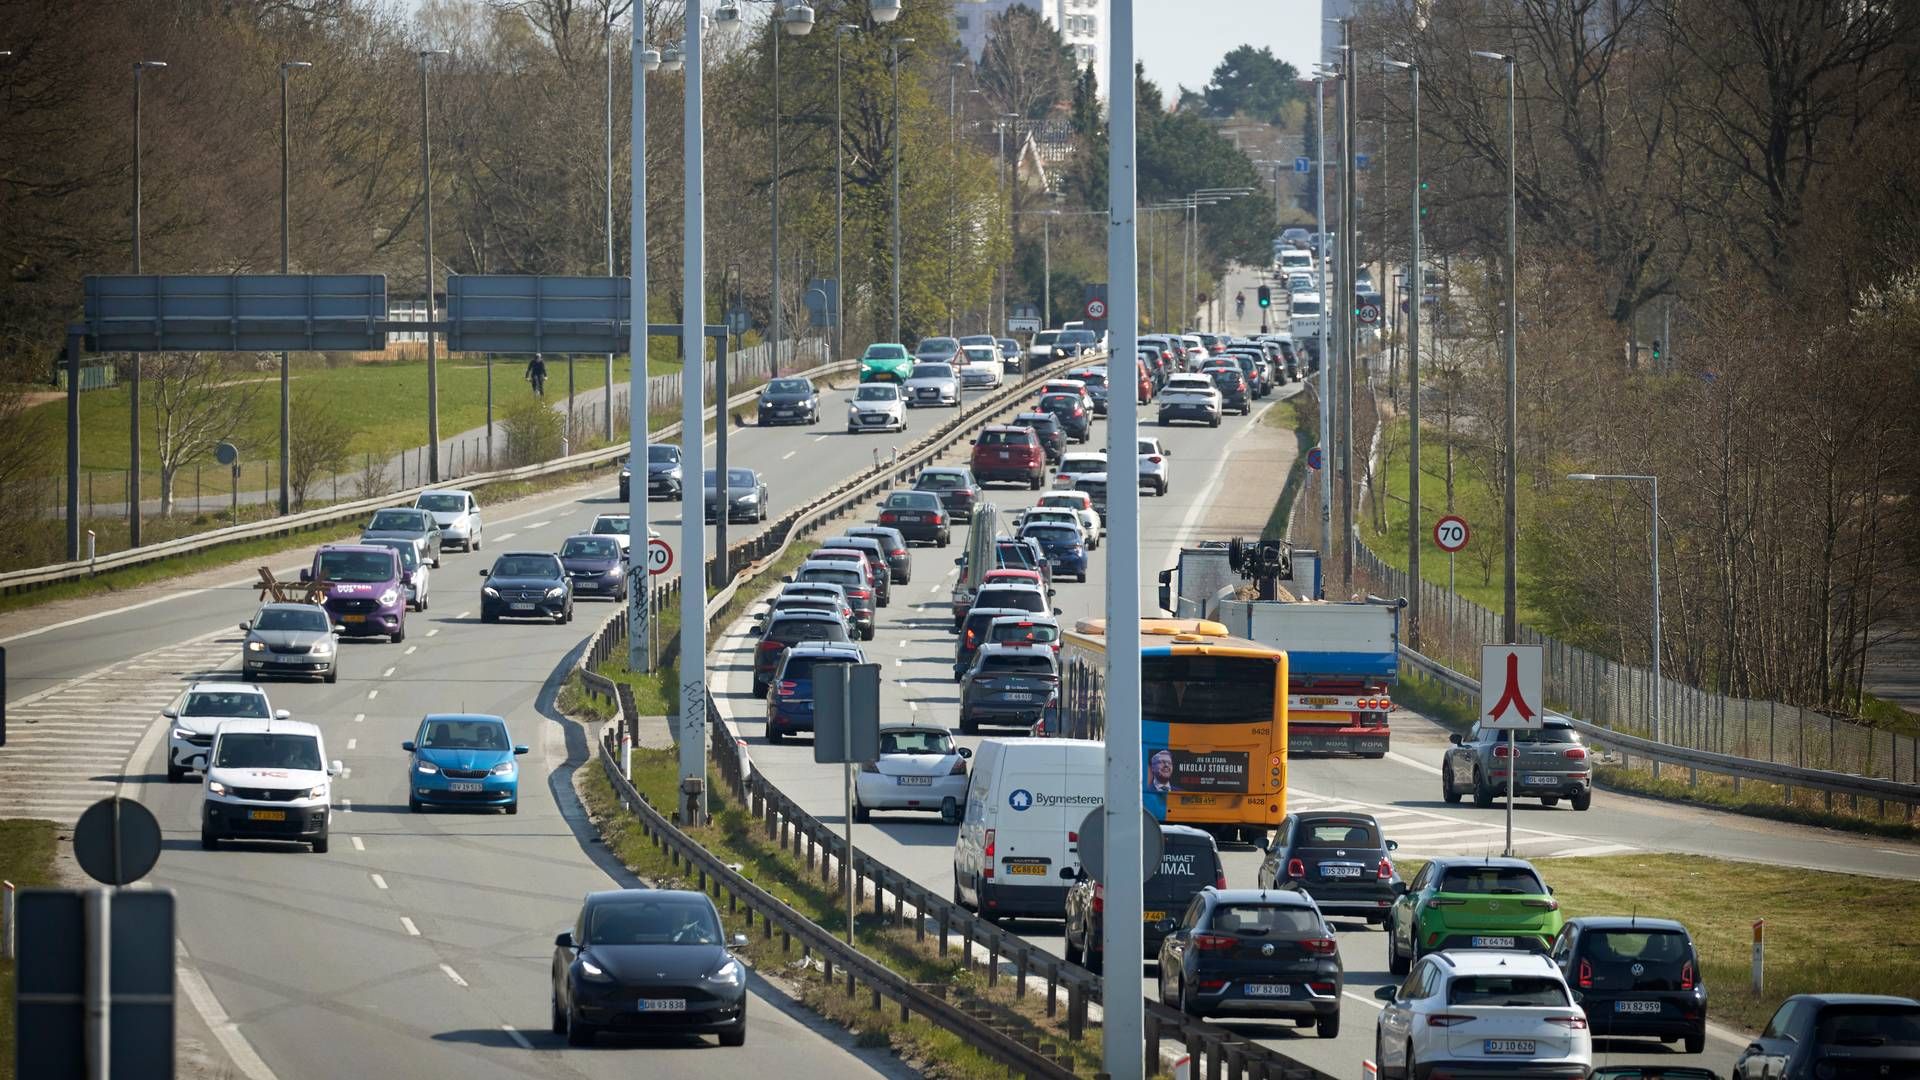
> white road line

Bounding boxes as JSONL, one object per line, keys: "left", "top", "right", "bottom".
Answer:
{"left": 426, "top": 628, "right": 440, "bottom": 637}
{"left": 529, "top": 520, "right": 551, "bottom": 529}
{"left": 908, "top": 701, "right": 919, "bottom": 711}
{"left": 346, "top": 738, "right": 356, "bottom": 750}
{"left": 458, "top": 611, "right": 472, "bottom": 620}
{"left": 1878, "top": 848, "right": 1920, "bottom": 858}
{"left": 812, "top": 435, "right": 829, "bottom": 443}
{"left": 175, "top": 938, "right": 280, "bottom": 1080}
{"left": 353, "top": 713, "right": 365, "bottom": 723}
{"left": 1385, "top": 751, "right": 1444, "bottom": 777}
{"left": 382, "top": 667, "right": 396, "bottom": 678}
{"left": 501, "top": 1025, "right": 532, "bottom": 1050}
{"left": 367, "top": 689, "right": 378, "bottom": 700}
{"left": 493, "top": 533, "right": 516, "bottom": 542}
{"left": 351, "top": 836, "right": 365, "bottom": 851}
{"left": 400, "top": 916, "right": 420, "bottom": 936}
{"left": 341, "top": 798, "right": 352, "bottom": 812}
{"left": 782, "top": 451, "right": 796, "bottom": 460}
{"left": 439, "top": 963, "right": 468, "bottom": 988}
{"left": 370, "top": 873, "right": 388, "bottom": 890}
{"left": 404, "top": 645, "right": 417, "bottom": 655}
{"left": 1546, "top": 842, "right": 1637, "bottom": 859}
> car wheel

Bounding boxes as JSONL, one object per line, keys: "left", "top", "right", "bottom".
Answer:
{"left": 1473, "top": 772, "right": 1495, "bottom": 807}
{"left": 1685, "top": 1028, "right": 1705, "bottom": 1054}
{"left": 1065, "top": 935, "right": 1083, "bottom": 966}
{"left": 960, "top": 713, "right": 979, "bottom": 736}
{"left": 1572, "top": 789, "right": 1593, "bottom": 811}
{"left": 1209, "top": 415, "right": 1221, "bottom": 428}
{"left": 1388, "top": 925, "right": 1411, "bottom": 975}
{"left": 419, "top": 594, "right": 429, "bottom": 612}
{"left": 1030, "top": 474, "right": 1042, "bottom": 490}
{"left": 482, "top": 610, "right": 498, "bottom": 623}
{"left": 940, "top": 797, "right": 960, "bottom": 825}
{"left": 200, "top": 825, "right": 218, "bottom": 850}
{"left": 311, "top": 832, "right": 329, "bottom": 854}
{"left": 391, "top": 624, "right": 406, "bottom": 644}
{"left": 1441, "top": 768, "right": 1461, "bottom": 804}
{"left": 852, "top": 800, "right": 870, "bottom": 824}
{"left": 1376, "top": 1032, "right": 1390, "bottom": 1079}
{"left": 719, "top": 1015, "right": 747, "bottom": 1047}
{"left": 409, "top": 797, "right": 423, "bottom": 812}
{"left": 472, "top": 531, "right": 481, "bottom": 551}
{"left": 1317, "top": 1010, "right": 1341, "bottom": 1039}
{"left": 551, "top": 996, "right": 567, "bottom": 1034}
{"left": 167, "top": 764, "right": 186, "bottom": 783}
{"left": 1157, "top": 479, "right": 1168, "bottom": 496}
{"left": 565, "top": 1009, "right": 597, "bottom": 1047}
{"left": 1178, "top": 978, "right": 1203, "bottom": 1018}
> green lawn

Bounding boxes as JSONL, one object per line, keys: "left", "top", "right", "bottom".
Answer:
{"left": 0, "top": 820, "right": 60, "bottom": 1080}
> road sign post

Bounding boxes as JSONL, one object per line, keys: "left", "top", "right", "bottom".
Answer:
{"left": 1084, "top": 297, "right": 1106, "bottom": 321}
{"left": 646, "top": 536, "right": 673, "bottom": 577}
{"left": 16, "top": 887, "right": 175, "bottom": 1080}
{"left": 1434, "top": 514, "right": 1469, "bottom": 594}
{"left": 1481, "top": 644, "right": 1543, "bottom": 856}
{"left": 816, "top": 662, "right": 881, "bottom": 945}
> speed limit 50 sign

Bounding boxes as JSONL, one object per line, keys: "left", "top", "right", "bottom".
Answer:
{"left": 1432, "top": 514, "right": 1470, "bottom": 553}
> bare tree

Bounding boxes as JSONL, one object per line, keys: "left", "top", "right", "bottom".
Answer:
{"left": 147, "top": 354, "right": 262, "bottom": 515}
{"left": 287, "top": 389, "right": 353, "bottom": 508}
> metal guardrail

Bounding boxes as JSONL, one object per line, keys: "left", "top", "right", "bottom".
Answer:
{"left": 1401, "top": 645, "right": 1920, "bottom": 815}
{"left": 0, "top": 359, "right": 859, "bottom": 597}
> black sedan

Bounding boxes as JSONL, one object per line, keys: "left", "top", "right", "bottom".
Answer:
{"left": 1157, "top": 888, "right": 1344, "bottom": 1035}
{"left": 1203, "top": 366, "right": 1252, "bottom": 415}
{"left": 996, "top": 338, "right": 1022, "bottom": 373}
{"left": 704, "top": 468, "right": 770, "bottom": 524}
{"left": 558, "top": 534, "right": 628, "bottom": 601}
{"left": 913, "top": 467, "right": 980, "bottom": 524}
{"left": 958, "top": 643, "right": 1059, "bottom": 734}
{"left": 551, "top": 889, "right": 750, "bottom": 1047}
{"left": 876, "top": 490, "right": 950, "bottom": 546}
{"left": 755, "top": 377, "right": 821, "bottom": 426}
{"left": 479, "top": 551, "right": 573, "bottom": 623}
{"left": 1254, "top": 811, "right": 1404, "bottom": 925}
{"left": 844, "top": 525, "right": 912, "bottom": 584}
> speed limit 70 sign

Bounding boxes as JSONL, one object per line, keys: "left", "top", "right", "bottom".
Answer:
{"left": 1433, "top": 514, "right": 1470, "bottom": 553}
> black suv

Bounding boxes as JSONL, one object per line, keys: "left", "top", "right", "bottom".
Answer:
{"left": 1009, "top": 411, "right": 1067, "bottom": 465}
{"left": 957, "top": 644, "right": 1059, "bottom": 734}
{"left": 1157, "top": 888, "right": 1344, "bottom": 1034}
{"left": 1064, "top": 825, "right": 1223, "bottom": 973}
{"left": 1255, "top": 811, "right": 1405, "bottom": 925}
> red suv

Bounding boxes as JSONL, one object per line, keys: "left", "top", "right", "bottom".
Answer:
{"left": 969, "top": 425, "right": 1047, "bottom": 490}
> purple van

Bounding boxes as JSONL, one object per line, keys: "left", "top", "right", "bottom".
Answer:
{"left": 303, "top": 544, "right": 408, "bottom": 642}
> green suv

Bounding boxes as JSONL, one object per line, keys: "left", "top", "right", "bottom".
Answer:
{"left": 859, "top": 343, "right": 914, "bottom": 383}
{"left": 1386, "top": 857, "right": 1563, "bottom": 975}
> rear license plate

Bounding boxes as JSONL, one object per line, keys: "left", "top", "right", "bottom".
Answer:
{"left": 1524, "top": 774, "right": 1557, "bottom": 785}
{"left": 1143, "top": 910, "right": 1166, "bottom": 922}
{"left": 247, "top": 809, "right": 286, "bottom": 821}
{"left": 510, "top": 603, "right": 534, "bottom": 612}
{"left": 898, "top": 776, "right": 932, "bottom": 786}
{"left": 1472, "top": 936, "right": 1518, "bottom": 948}
{"left": 998, "top": 451, "right": 1010, "bottom": 459}
{"left": 1320, "top": 865, "right": 1363, "bottom": 878}
{"left": 1485, "top": 1040, "right": 1536, "bottom": 1055}
{"left": 1616, "top": 1000, "right": 1663, "bottom": 1014}
{"left": 449, "top": 781, "right": 483, "bottom": 793}
{"left": 637, "top": 999, "right": 686, "bottom": 1012}
{"left": 341, "top": 614, "right": 367, "bottom": 624}
{"left": 900, "top": 514, "right": 924, "bottom": 522}
{"left": 1004, "top": 693, "right": 1036, "bottom": 702}
{"left": 1005, "top": 862, "right": 1047, "bottom": 876}
{"left": 1244, "top": 984, "right": 1292, "bottom": 997}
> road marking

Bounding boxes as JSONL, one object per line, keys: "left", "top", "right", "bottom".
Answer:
{"left": 426, "top": 628, "right": 440, "bottom": 637}
{"left": 341, "top": 798, "right": 352, "bottom": 812}
{"left": 529, "top": 520, "right": 551, "bottom": 529}
{"left": 894, "top": 658, "right": 904, "bottom": 667}
{"left": 813, "top": 435, "right": 829, "bottom": 443}
{"left": 353, "top": 713, "right": 365, "bottom": 723}
{"left": 400, "top": 916, "right": 420, "bottom": 936}
{"left": 346, "top": 738, "right": 356, "bottom": 750}
{"left": 382, "top": 667, "right": 396, "bottom": 678}
{"left": 1878, "top": 848, "right": 1920, "bottom": 858}
{"left": 370, "top": 873, "right": 388, "bottom": 890}
{"left": 439, "top": 963, "right": 468, "bottom": 988}
{"left": 351, "top": 836, "right": 365, "bottom": 851}
{"left": 1547, "top": 842, "right": 1636, "bottom": 859}
{"left": 174, "top": 938, "right": 280, "bottom": 1080}
{"left": 1385, "top": 751, "right": 1443, "bottom": 777}
{"left": 493, "top": 533, "right": 516, "bottom": 542}
{"left": 928, "top": 584, "right": 942, "bottom": 594}
{"left": 908, "top": 701, "right": 919, "bottom": 711}
{"left": 782, "top": 451, "right": 796, "bottom": 460}
{"left": 458, "top": 611, "right": 472, "bottom": 620}
{"left": 367, "top": 689, "right": 378, "bottom": 700}
{"left": 501, "top": 1025, "right": 532, "bottom": 1050}
{"left": 404, "top": 645, "right": 417, "bottom": 655}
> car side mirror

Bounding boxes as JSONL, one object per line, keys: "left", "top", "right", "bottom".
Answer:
{"left": 954, "top": 558, "right": 964, "bottom": 566}
{"left": 748, "top": 625, "right": 763, "bottom": 638}
{"left": 331, "top": 627, "right": 344, "bottom": 636}
{"left": 1053, "top": 607, "right": 1063, "bottom": 616}
{"left": 162, "top": 708, "right": 178, "bottom": 720}
{"left": 298, "top": 569, "right": 311, "bottom": 582}
{"left": 401, "top": 741, "right": 417, "bottom": 752}
{"left": 274, "top": 709, "right": 291, "bottom": 721}
{"left": 1447, "top": 732, "right": 1462, "bottom": 746}
{"left": 190, "top": 754, "right": 208, "bottom": 772}
{"left": 1393, "top": 881, "right": 1410, "bottom": 895}
{"left": 514, "top": 745, "right": 530, "bottom": 756}
{"left": 1374, "top": 985, "right": 1398, "bottom": 1002}
{"left": 1251, "top": 835, "right": 1270, "bottom": 852}
{"left": 957, "top": 747, "right": 973, "bottom": 759}
{"left": 554, "top": 931, "right": 575, "bottom": 949}
{"left": 730, "top": 933, "right": 749, "bottom": 950}
{"left": 1386, "top": 839, "right": 1399, "bottom": 852}
{"left": 328, "top": 760, "right": 344, "bottom": 776}
{"left": 782, "top": 574, "right": 794, "bottom": 583}
{"left": 238, "top": 621, "right": 251, "bottom": 631}
{"left": 479, "top": 569, "right": 490, "bottom": 578}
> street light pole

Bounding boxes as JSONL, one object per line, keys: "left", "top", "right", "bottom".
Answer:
{"left": 834, "top": 26, "right": 857, "bottom": 356}
{"left": 130, "top": 60, "right": 165, "bottom": 547}
{"left": 279, "top": 60, "right": 310, "bottom": 516}
{"left": 605, "top": 8, "right": 616, "bottom": 442}
{"left": 1475, "top": 49, "right": 1521, "bottom": 645}
{"left": 1569, "top": 474, "right": 1662, "bottom": 756}
{"left": 419, "top": 49, "right": 449, "bottom": 484}
{"left": 1313, "top": 76, "right": 1333, "bottom": 562}
{"left": 628, "top": 39, "right": 662, "bottom": 674}
{"left": 889, "top": 38, "right": 915, "bottom": 343}
{"left": 1338, "top": 34, "right": 1358, "bottom": 592}
{"left": 680, "top": 5, "right": 711, "bottom": 821}
{"left": 1386, "top": 57, "right": 1422, "bottom": 649}
{"left": 947, "top": 60, "right": 964, "bottom": 335}
{"left": 768, "top": 3, "right": 815, "bottom": 376}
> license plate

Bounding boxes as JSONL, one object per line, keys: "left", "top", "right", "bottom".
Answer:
{"left": 1616, "top": 1000, "right": 1663, "bottom": 1014}
{"left": 774, "top": 409, "right": 793, "bottom": 416}
{"left": 449, "top": 781, "right": 483, "bottom": 793}
{"left": 1003, "top": 693, "right": 1036, "bottom": 702}
{"left": 1143, "top": 910, "right": 1166, "bottom": 922}
{"left": 247, "top": 809, "right": 286, "bottom": 821}
{"left": 863, "top": 414, "right": 886, "bottom": 423}
{"left": 1485, "top": 1040, "right": 1536, "bottom": 1055}
{"left": 1472, "top": 936, "right": 1518, "bottom": 948}
{"left": 899, "top": 514, "right": 923, "bottom": 522}
{"left": 898, "top": 776, "right": 932, "bottom": 786}
{"left": 1245, "top": 984, "right": 1292, "bottom": 997}
{"left": 1005, "top": 862, "right": 1047, "bottom": 876}
{"left": 1524, "top": 774, "right": 1557, "bottom": 785}
{"left": 511, "top": 603, "right": 535, "bottom": 611}
{"left": 1320, "top": 865, "right": 1363, "bottom": 878}
{"left": 341, "top": 614, "right": 367, "bottom": 624}
{"left": 998, "top": 451, "right": 1010, "bottom": 459}
{"left": 637, "top": 999, "right": 686, "bottom": 1012}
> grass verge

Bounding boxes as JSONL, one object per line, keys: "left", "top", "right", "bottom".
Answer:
{"left": 1591, "top": 761, "right": 1920, "bottom": 841}
{"left": 1260, "top": 395, "right": 1315, "bottom": 542}
{"left": 0, "top": 819, "right": 60, "bottom": 1080}
{"left": 577, "top": 746, "right": 1107, "bottom": 1077}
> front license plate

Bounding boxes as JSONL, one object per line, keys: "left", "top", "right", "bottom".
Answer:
{"left": 341, "top": 614, "right": 367, "bottom": 624}
{"left": 1320, "top": 865, "right": 1363, "bottom": 878}
{"left": 1485, "top": 1040, "right": 1536, "bottom": 1055}
{"left": 510, "top": 603, "right": 535, "bottom": 612}
{"left": 449, "top": 781, "right": 483, "bottom": 793}
{"left": 1005, "top": 862, "right": 1047, "bottom": 876}
{"left": 1524, "top": 774, "right": 1558, "bottom": 785}
{"left": 1472, "top": 936, "right": 1518, "bottom": 948}
{"left": 863, "top": 414, "right": 886, "bottom": 423}
{"left": 898, "top": 776, "right": 932, "bottom": 786}
{"left": 247, "top": 809, "right": 286, "bottom": 821}
{"left": 637, "top": 999, "right": 686, "bottom": 1012}
{"left": 775, "top": 409, "right": 793, "bottom": 416}
{"left": 1244, "top": 984, "right": 1292, "bottom": 997}
{"left": 1616, "top": 1000, "right": 1663, "bottom": 1014}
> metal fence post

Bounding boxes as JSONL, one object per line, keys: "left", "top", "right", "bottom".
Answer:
{"left": 1, "top": 879, "right": 14, "bottom": 960}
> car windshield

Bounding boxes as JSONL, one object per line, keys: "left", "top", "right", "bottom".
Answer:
{"left": 884, "top": 492, "right": 939, "bottom": 510}
{"left": 491, "top": 556, "right": 561, "bottom": 579}
{"left": 864, "top": 344, "right": 908, "bottom": 360}
{"left": 910, "top": 363, "right": 954, "bottom": 379}
{"left": 1208, "top": 904, "right": 1320, "bottom": 936}
{"left": 991, "top": 622, "right": 1059, "bottom": 645}
{"left": 1292, "top": 300, "right": 1322, "bottom": 315}
{"left": 856, "top": 385, "right": 898, "bottom": 401}
{"left": 978, "top": 430, "right": 1029, "bottom": 446}
{"left": 1814, "top": 1005, "right": 1920, "bottom": 1047}
{"left": 253, "top": 608, "right": 328, "bottom": 632}
{"left": 1076, "top": 371, "right": 1107, "bottom": 387}
{"left": 418, "top": 718, "right": 509, "bottom": 750}
{"left": 768, "top": 618, "right": 849, "bottom": 645}
{"left": 317, "top": 550, "right": 395, "bottom": 583}
{"left": 918, "top": 338, "right": 958, "bottom": 352}
{"left": 1437, "top": 866, "right": 1548, "bottom": 895}
{"left": 182, "top": 691, "right": 271, "bottom": 717}
{"left": 647, "top": 445, "right": 680, "bottom": 463}
{"left": 774, "top": 598, "right": 837, "bottom": 615}
{"left": 214, "top": 732, "right": 321, "bottom": 771}
{"left": 1038, "top": 495, "right": 1085, "bottom": 511}
{"left": 958, "top": 335, "right": 994, "bottom": 346}
{"left": 592, "top": 517, "right": 629, "bottom": 535}
{"left": 1299, "top": 820, "right": 1381, "bottom": 847}
{"left": 767, "top": 379, "right": 811, "bottom": 395}
{"left": 368, "top": 510, "right": 423, "bottom": 531}
{"left": 704, "top": 469, "right": 757, "bottom": 486}
{"left": 799, "top": 567, "right": 861, "bottom": 587}
{"left": 1040, "top": 394, "right": 1078, "bottom": 411}
{"left": 562, "top": 537, "right": 620, "bottom": 559}
{"left": 916, "top": 472, "right": 966, "bottom": 490}
{"left": 588, "top": 899, "right": 722, "bottom": 946}
{"left": 1500, "top": 725, "right": 1579, "bottom": 744}
{"left": 1033, "top": 331, "right": 1060, "bottom": 346}
{"left": 1446, "top": 976, "right": 1571, "bottom": 1007}
{"left": 368, "top": 539, "right": 420, "bottom": 571}
{"left": 963, "top": 347, "right": 997, "bottom": 363}
{"left": 880, "top": 729, "right": 953, "bottom": 755}
{"left": 417, "top": 493, "right": 465, "bottom": 513}
{"left": 974, "top": 589, "right": 1045, "bottom": 612}
{"left": 1140, "top": 655, "right": 1274, "bottom": 723}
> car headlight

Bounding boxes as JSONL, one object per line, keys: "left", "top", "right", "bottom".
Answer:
{"left": 490, "top": 761, "right": 515, "bottom": 775}
{"left": 415, "top": 762, "right": 439, "bottom": 775}
{"left": 378, "top": 589, "right": 399, "bottom": 607}
{"left": 483, "top": 586, "right": 500, "bottom": 598}
{"left": 606, "top": 564, "right": 625, "bottom": 578}
{"left": 171, "top": 727, "right": 193, "bottom": 741}
{"left": 707, "top": 958, "right": 744, "bottom": 987}
{"left": 246, "top": 640, "right": 266, "bottom": 653}
{"left": 207, "top": 781, "right": 228, "bottom": 796}
{"left": 577, "top": 957, "right": 612, "bottom": 982}
{"left": 308, "top": 784, "right": 329, "bottom": 799}
{"left": 310, "top": 640, "right": 334, "bottom": 655}
{"left": 736, "top": 491, "right": 760, "bottom": 504}
{"left": 545, "top": 586, "right": 566, "bottom": 599}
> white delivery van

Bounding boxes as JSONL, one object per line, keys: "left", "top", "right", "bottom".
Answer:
{"left": 953, "top": 737, "right": 1105, "bottom": 920}
{"left": 1278, "top": 248, "right": 1315, "bottom": 276}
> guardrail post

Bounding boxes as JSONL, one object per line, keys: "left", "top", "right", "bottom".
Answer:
{"left": 1144, "top": 1011, "right": 1160, "bottom": 1065}
{"left": 1046, "top": 970, "right": 1058, "bottom": 1017}
{"left": 986, "top": 938, "right": 999, "bottom": 987}
{"left": 1014, "top": 951, "right": 1027, "bottom": 998}
{"left": 2, "top": 880, "right": 14, "bottom": 960}
{"left": 938, "top": 909, "right": 949, "bottom": 956}
{"left": 1066, "top": 983, "right": 1085, "bottom": 1040}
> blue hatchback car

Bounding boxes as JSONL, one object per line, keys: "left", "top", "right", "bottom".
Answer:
{"left": 403, "top": 714, "right": 529, "bottom": 813}
{"left": 764, "top": 642, "right": 865, "bottom": 744}
{"left": 1019, "top": 522, "right": 1088, "bottom": 583}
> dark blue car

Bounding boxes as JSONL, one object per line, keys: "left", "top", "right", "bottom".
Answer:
{"left": 764, "top": 641, "right": 865, "bottom": 744}
{"left": 1019, "top": 522, "right": 1088, "bottom": 583}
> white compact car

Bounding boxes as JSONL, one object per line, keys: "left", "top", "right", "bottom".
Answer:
{"left": 847, "top": 383, "right": 908, "bottom": 433}
{"left": 590, "top": 513, "right": 633, "bottom": 553}
{"left": 165, "top": 682, "right": 288, "bottom": 783}
{"left": 198, "top": 717, "right": 342, "bottom": 853}
{"left": 1137, "top": 437, "right": 1172, "bottom": 496}
{"left": 1157, "top": 374, "right": 1224, "bottom": 427}
{"left": 958, "top": 345, "right": 1004, "bottom": 389}
{"left": 1372, "top": 951, "right": 1592, "bottom": 1080}
{"left": 1052, "top": 450, "right": 1109, "bottom": 491}
{"left": 1033, "top": 491, "right": 1102, "bottom": 541}
{"left": 903, "top": 362, "right": 962, "bottom": 407}
{"left": 853, "top": 723, "right": 973, "bottom": 824}
{"left": 416, "top": 489, "right": 483, "bottom": 551}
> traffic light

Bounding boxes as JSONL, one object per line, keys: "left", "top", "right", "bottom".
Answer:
{"left": 1257, "top": 285, "right": 1271, "bottom": 309}
{"left": 1651, "top": 340, "right": 1662, "bottom": 362}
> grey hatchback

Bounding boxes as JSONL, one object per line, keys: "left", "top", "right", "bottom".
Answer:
{"left": 1441, "top": 717, "right": 1593, "bottom": 810}
{"left": 362, "top": 507, "right": 443, "bottom": 568}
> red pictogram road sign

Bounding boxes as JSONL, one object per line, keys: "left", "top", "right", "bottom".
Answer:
{"left": 1480, "top": 644, "right": 1544, "bottom": 730}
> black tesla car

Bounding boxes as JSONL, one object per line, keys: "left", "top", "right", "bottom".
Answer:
{"left": 550, "top": 888, "right": 750, "bottom": 1047}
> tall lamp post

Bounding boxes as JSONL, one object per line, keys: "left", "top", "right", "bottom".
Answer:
{"left": 680, "top": 3, "right": 711, "bottom": 821}
{"left": 888, "top": 37, "right": 916, "bottom": 343}
{"left": 1474, "top": 48, "right": 1521, "bottom": 646}
{"left": 130, "top": 59, "right": 166, "bottom": 546}
{"left": 419, "top": 48, "right": 450, "bottom": 484}
{"left": 1568, "top": 473, "right": 1662, "bottom": 762}
{"left": 833, "top": 25, "right": 860, "bottom": 359}
{"left": 1384, "top": 57, "right": 1422, "bottom": 649}
{"left": 627, "top": 37, "right": 663, "bottom": 674}
{"left": 278, "top": 60, "right": 311, "bottom": 516}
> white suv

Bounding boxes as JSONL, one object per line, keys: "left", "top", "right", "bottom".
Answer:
{"left": 165, "top": 682, "right": 287, "bottom": 783}
{"left": 1137, "top": 437, "right": 1171, "bottom": 496}
{"left": 1372, "top": 950, "right": 1591, "bottom": 1080}
{"left": 199, "top": 718, "right": 341, "bottom": 853}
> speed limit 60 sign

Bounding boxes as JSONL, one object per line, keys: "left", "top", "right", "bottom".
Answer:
{"left": 1433, "top": 514, "right": 1470, "bottom": 553}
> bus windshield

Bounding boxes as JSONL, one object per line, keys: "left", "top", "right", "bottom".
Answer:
{"left": 1141, "top": 655, "right": 1276, "bottom": 723}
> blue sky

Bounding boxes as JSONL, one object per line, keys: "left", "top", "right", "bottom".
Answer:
{"left": 1138, "top": 0, "right": 1325, "bottom": 99}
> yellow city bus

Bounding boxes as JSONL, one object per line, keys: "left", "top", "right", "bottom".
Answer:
{"left": 1056, "top": 618, "right": 1288, "bottom": 842}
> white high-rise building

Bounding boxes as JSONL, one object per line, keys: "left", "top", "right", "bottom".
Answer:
{"left": 952, "top": 0, "right": 1109, "bottom": 89}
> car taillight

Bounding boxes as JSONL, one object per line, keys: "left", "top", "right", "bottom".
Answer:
{"left": 1197, "top": 978, "right": 1229, "bottom": 991}
{"left": 1493, "top": 744, "right": 1514, "bottom": 758}
{"left": 983, "top": 828, "right": 995, "bottom": 862}
{"left": 1427, "top": 1014, "right": 1473, "bottom": 1028}
{"left": 1578, "top": 958, "right": 1593, "bottom": 989}
{"left": 1680, "top": 960, "right": 1694, "bottom": 990}
{"left": 1192, "top": 934, "right": 1236, "bottom": 952}
{"left": 849, "top": 589, "right": 870, "bottom": 600}
{"left": 1378, "top": 858, "right": 1394, "bottom": 881}
{"left": 930, "top": 513, "right": 945, "bottom": 524}
{"left": 758, "top": 640, "right": 784, "bottom": 652}
{"left": 879, "top": 511, "right": 896, "bottom": 523}
{"left": 1215, "top": 871, "right": 1228, "bottom": 889}
{"left": 890, "top": 548, "right": 906, "bottom": 556}
{"left": 1287, "top": 858, "right": 1306, "bottom": 879}
{"left": 964, "top": 629, "right": 977, "bottom": 646}
{"left": 1148, "top": 456, "right": 1162, "bottom": 464}
{"left": 1547, "top": 1016, "right": 1588, "bottom": 1030}
{"left": 1428, "top": 897, "right": 1465, "bottom": 907}
{"left": 1091, "top": 885, "right": 1104, "bottom": 913}
{"left": 949, "top": 757, "right": 967, "bottom": 775}
{"left": 1302, "top": 937, "right": 1338, "bottom": 956}
{"left": 777, "top": 680, "right": 797, "bottom": 696}
{"left": 1564, "top": 746, "right": 1588, "bottom": 760}
{"left": 1522, "top": 897, "right": 1559, "bottom": 910}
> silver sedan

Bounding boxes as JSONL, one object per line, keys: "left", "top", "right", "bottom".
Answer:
{"left": 851, "top": 723, "right": 972, "bottom": 824}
